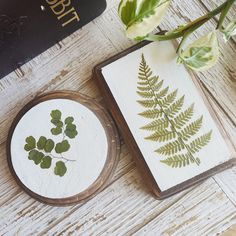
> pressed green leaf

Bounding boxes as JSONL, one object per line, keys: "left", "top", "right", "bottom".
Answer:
{"left": 189, "top": 131, "right": 212, "bottom": 154}
{"left": 55, "top": 140, "right": 70, "bottom": 154}
{"left": 44, "top": 139, "right": 55, "bottom": 153}
{"left": 65, "top": 123, "right": 78, "bottom": 139}
{"left": 138, "top": 109, "right": 162, "bottom": 119}
{"left": 50, "top": 110, "right": 62, "bottom": 120}
{"left": 156, "top": 86, "right": 169, "bottom": 98}
{"left": 161, "top": 154, "right": 191, "bottom": 168}
{"left": 28, "top": 149, "right": 38, "bottom": 160}
{"left": 165, "top": 96, "right": 185, "bottom": 118}
{"left": 173, "top": 104, "right": 194, "bottom": 129}
{"left": 28, "top": 150, "right": 44, "bottom": 165}
{"left": 156, "top": 139, "right": 185, "bottom": 156}
{"left": 51, "top": 119, "right": 63, "bottom": 127}
{"left": 24, "top": 136, "right": 36, "bottom": 151}
{"left": 137, "top": 99, "right": 156, "bottom": 108}
{"left": 54, "top": 161, "right": 67, "bottom": 177}
{"left": 51, "top": 127, "right": 62, "bottom": 135}
{"left": 65, "top": 117, "right": 74, "bottom": 124}
{"left": 181, "top": 116, "right": 203, "bottom": 141}
{"left": 137, "top": 91, "right": 154, "bottom": 98}
{"left": 37, "top": 136, "right": 47, "bottom": 150}
{"left": 145, "top": 130, "right": 176, "bottom": 142}
{"left": 40, "top": 156, "right": 52, "bottom": 169}
{"left": 159, "top": 89, "right": 178, "bottom": 107}
{"left": 141, "top": 118, "right": 168, "bottom": 131}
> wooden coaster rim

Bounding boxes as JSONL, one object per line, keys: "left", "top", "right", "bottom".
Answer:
{"left": 7, "top": 91, "right": 120, "bottom": 206}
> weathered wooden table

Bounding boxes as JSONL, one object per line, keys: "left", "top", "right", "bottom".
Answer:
{"left": 0, "top": 0, "right": 236, "bottom": 235}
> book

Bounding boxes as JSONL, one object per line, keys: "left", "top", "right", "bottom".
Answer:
{"left": 0, "top": 0, "right": 106, "bottom": 79}
{"left": 93, "top": 40, "right": 236, "bottom": 199}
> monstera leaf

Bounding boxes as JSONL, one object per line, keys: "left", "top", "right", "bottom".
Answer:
{"left": 118, "top": 0, "right": 171, "bottom": 39}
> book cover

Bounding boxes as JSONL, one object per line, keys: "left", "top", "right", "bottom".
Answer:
{"left": 0, "top": 0, "right": 106, "bottom": 79}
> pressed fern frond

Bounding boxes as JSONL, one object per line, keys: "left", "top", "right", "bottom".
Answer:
{"left": 137, "top": 99, "right": 156, "bottom": 108}
{"left": 156, "top": 140, "right": 185, "bottom": 156}
{"left": 165, "top": 96, "right": 185, "bottom": 118}
{"left": 181, "top": 116, "right": 203, "bottom": 141}
{"left": 173, "top": 104, "right": 194, "bottom": 129}
{"left": 189, "top": 130, "right": 212, "bottom": 154}
{"left": 138, "top": 109, "right": 162, "bottom": 119}
{"left": 156, "top": 86, "right": 169, "bottom": 98}
{"left": 137, "top": 91, "right": 154, "bottom": 98}
{"left": 146, "top": 131, "right": 176, "bottom": 142}
{"left": 137, "top": 54, "right": 212, "bottom": 168}
{"left": 141, "top": 118, "right": 168, "bottom": 131}
{"left": 160, "top": 89, "right": 178, "bottom": 108}
{"left": 149, "top": 76, "right": 159, "bottom": 86}
{"left": 160, "top": 154, "right": 191, "bottom": 168}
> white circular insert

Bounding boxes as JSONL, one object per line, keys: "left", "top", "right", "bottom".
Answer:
{"left": 10, "top": 98, "right": 108, "bottom": 199}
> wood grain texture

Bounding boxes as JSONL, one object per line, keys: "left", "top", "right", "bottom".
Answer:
{"left": 0, "top": 0, "right": 235, "bottom": 235}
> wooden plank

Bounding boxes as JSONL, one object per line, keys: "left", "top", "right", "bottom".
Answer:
{"left": 39, "top": 169, "right": 192, "bottom": 236}
{"left": 133, "top": 179, "right": 236, "bottom": 236}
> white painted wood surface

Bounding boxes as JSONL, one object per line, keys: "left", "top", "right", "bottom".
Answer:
{"left": 0, "top": 0, "right": 235, "bottom": 235}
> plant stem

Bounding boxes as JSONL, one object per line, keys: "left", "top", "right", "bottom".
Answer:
{"left": 217, "top": 0, "right": 235, "bottom": 29}
{"left": 145, "top": 0, "right": 235, "bottom": 42}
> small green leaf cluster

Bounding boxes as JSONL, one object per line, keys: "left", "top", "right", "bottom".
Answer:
{"left": 24, "top": 109, "right": 78, "bottom": 177}
{"left": 137, "top": 55, "right": 212, "bottom": 168}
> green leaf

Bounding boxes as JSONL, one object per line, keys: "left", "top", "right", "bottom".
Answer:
{"left": 159, "top": 89, "right": 178, "bottom": 107}
{"left": 55, "top": 140, "right": 70, "bottom": 154}
{"left": 54, "top": 161, "right": 67, "bottom": 177}
{"left": 138, "top": 109, "right": 162, "bottom": 119}
{"left": 180, "top": 116, "right": 203, "bottom": 141}
{"left": 178, "top": 31, "right": 219, "bottom": 71}
{"left": 24, "top": 136, "right": 36, "bottom": 151}
{"left": 40, "top": 156, "right": 52, "bottom": 169}
{"left": 37, "top": 136, "right": 47, "bottom": 150}
{"left": 221, "top": 19, "right": 236, "bottom": 42}
{"left": 155, "top": 140, "right": 185, "bottom": 156}
{"left": 28, "top": 150, "right": 44, "bottom": 165}
{"left": 65, "top": 117, "right": 74, "bottom": 124}
{"left": 165, "top": 96, "right": 185, "bottom": 118}
{"left": 65, "top": 123, "right": 78, "bottom": 139}
{"left": 161, "top": 154, "right": 192, "bottom": 168}
{"left": 137, "top": 99, "right": 156, "bottom": 108}
{"left": 141, "top": 118, "right": 168, "bottom": 131}
{"left": 51, "top": 127, "right": 62, "bottom": 135}
{"left": 50, "top": 110, "right": 62, "bottom": 120}
{"left": 189, "top": 131, "right": 212, "bottom": 154}
{"left": 145, "top": 130, "right": 176, "bottom": 142}
{"left": 173, "top": 104, "right": 194, "bottom": 129}
{"left": 119, "top": 0, "right": 171, "bottom": 39}
{"left": 44, "top": 139, "right": 55, "bottom": 153}
{"left": 118, "top": 0, "right": 137, "bottom": 26}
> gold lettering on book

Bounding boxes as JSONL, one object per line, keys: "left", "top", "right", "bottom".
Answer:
{"left": 45, "top": 0, "right": 80, "bottom": 27}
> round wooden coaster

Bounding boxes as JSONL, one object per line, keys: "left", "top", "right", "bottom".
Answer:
{"left": 7, "top": 91, "right": 120, "bottom": 206}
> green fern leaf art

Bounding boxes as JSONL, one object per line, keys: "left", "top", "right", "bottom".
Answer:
{"left": 137, "top": 54, "right": 212, "bottom": 168}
